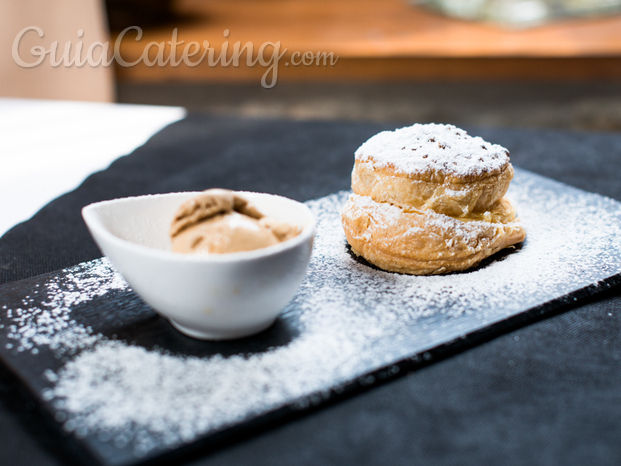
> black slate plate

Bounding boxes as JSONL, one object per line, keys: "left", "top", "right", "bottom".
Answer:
{"left": 1, "top": 168, "right": 621, "bottom": 466}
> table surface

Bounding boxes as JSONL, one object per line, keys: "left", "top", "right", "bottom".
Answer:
{"left": 1, "top": 102, "right": 621, "bottom": 466}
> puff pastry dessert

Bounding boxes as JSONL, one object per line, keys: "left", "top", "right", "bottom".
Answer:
{"left": 341, "top": 123, "right": 526, "bottom": 275}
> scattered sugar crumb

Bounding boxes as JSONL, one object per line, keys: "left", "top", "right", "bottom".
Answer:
{"left": 4, "top": 260, "right": 127, "bottom": 354}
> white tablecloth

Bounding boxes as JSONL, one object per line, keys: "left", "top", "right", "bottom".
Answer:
{"left": 0, "top": 98, "right": 185, "bottom": 236}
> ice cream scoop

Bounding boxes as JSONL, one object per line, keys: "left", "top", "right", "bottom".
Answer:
{"left": 170, "top": 189, "right": 300, "bottom": 254}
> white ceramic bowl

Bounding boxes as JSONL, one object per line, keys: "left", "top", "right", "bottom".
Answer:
{"left": 82, "top": 191, "right": 316, "bottom": 340}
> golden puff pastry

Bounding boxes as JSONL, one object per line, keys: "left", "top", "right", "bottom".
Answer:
{"left": 352, "top": 123, "right": 513, "bottom": 217}
{"left": 342, "top": 123, "right": 526, "bottom": 275}
{"left": 341, "top": 194, "right": 526, "bottom": 275}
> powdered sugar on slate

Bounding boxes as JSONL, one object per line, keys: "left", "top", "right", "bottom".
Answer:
{"left": 2, "top": 169, "right": 621, "bottom": 459}
{"left": 355, "top": 123, "right": 509, "bottom": 177}
{"left": 3, "top": 260, "right": 127, "bottom": 354}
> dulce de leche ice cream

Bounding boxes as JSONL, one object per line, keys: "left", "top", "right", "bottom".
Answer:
{"left": 170, "top": 189, "right": 300, "bottom": 254}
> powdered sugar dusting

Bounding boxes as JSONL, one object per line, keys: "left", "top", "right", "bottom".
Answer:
{"left": 355, "top": 123, "right": 509, "bottom": 177}
{"left": 3, "top": 260, "right": 128, "bottom": 354}
{"left": 2, "top": 169, "right": 621, "bottom": 460}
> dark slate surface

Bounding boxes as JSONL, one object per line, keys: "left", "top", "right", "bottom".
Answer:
{"left": 1, "top": 167, "right": 619, "bottom": 466}
{"left": 1, "top": 115, "right": 621, "bottom": 466}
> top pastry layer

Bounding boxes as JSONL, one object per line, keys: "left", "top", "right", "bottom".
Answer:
{"left": 355, "top": 123, "right": 510, "bottom": 182}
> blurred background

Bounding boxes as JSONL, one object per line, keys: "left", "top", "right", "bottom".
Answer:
{"left": 3, "top": 0, "right": 621, "bottom": 131}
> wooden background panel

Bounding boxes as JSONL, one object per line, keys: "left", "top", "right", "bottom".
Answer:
{"left": 115, "top": 57, "right": 621, "bottom": 83}
{"left": 113, "top": 0, "right": 621, "bottom": 82}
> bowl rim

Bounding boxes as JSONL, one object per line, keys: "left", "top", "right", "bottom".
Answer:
{"left": 82, "top": 191, "right": 316, "bottom": 263}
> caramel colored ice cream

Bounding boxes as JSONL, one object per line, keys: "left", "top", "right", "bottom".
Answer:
{"left": 170, "top": 189, "right": 299, "bottom": 254}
